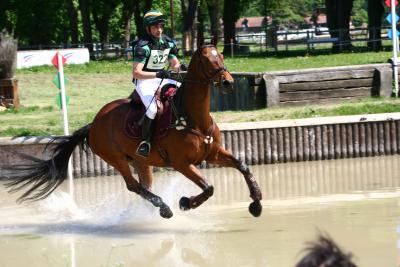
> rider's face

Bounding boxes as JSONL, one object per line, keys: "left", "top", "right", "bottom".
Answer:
{"left": 149, "top": 24, "right": 163, "bottom": 39}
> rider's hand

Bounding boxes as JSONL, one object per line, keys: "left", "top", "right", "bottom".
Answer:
{"left": 156, "top": 69, "right": 171, "bottom": 79}
{"left": 179, "top": 63, "right": 188, "bottom": 71}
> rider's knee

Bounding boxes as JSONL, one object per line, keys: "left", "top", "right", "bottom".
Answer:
{"left": 146, "top": 104, "right": 157, "bottom": 119}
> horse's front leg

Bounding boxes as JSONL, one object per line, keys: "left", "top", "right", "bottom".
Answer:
{"left": 175, "top": 164, "right": 214, "bottom": 211}
{"left": 208, "top": 147, "right": 262, "bottom": 217}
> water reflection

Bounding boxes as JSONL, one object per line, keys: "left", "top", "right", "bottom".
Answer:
{"left": 66, "top": 155, "right": 400, "bottom": 208}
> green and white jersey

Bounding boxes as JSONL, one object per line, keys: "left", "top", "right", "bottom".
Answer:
{"left": 133, "top": 34, "right": 178, "bottom": 72}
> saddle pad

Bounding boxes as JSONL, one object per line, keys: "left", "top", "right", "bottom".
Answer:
{"left": 124, "top": 98, "right": 175, "bottom": 140}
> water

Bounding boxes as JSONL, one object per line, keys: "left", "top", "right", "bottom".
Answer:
{"left": 0, "top": 156, "right": 399, "bottom": 267}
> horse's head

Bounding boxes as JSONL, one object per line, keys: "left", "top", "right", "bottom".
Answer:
{"left": 187, "top": 42, "right": 234, "bottom": 93}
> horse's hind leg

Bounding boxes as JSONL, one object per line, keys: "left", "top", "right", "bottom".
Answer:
{"left": 207, "top": 147, "right": 262, "bottom": 217}
{"left": 129, "top": 160, "right": 154, "bottom": 189}
{"left": 114, "top": 159, "right": 173, "bottom": 218}
{"left": 174, "top": 164, "right": 214, "bottom": 211}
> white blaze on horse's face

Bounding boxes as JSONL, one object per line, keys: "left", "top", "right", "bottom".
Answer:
{"left": 210, "top": 48, "right": 223, "bottom": 68}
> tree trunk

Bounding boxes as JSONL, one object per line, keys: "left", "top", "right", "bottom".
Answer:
{"left": 78, "top": 0, "right": 93, "bottom": 53}
{"left": 133, "top": 0, "right": 153, "bottom": 38}
{"left": 66, "top": 0, "right": 79, "bottom": 45}
{"left": 197, "top": 5, "right": 205, "bottom": 43}
{"left": 326, "top": 0, "right": 338, "bottom": 38}
{"left": 368, "top": 0, "right": 384, "bottom": 51}
{"left": 325, "top": 0, "right": 353, "bottom": 52}
{"left": 223, "top": 0, "right": 236, "bottom": 54}
{"left": 337, "top": 0, "right": 353, "bottom": 50}
{"left": 181, "top": 0, "right": 199, "bottom": 55}
{"left": 206, "top": 0, "right": 220, "bottom": 39}
{"left": 121, "top": 0, "right": 135, "bottom": 49}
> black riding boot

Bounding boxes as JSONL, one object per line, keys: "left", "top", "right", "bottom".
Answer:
{"left": 136, "top": 116, "right": 154, "bottom": 157}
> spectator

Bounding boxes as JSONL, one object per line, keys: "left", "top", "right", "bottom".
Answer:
{"left": 242, "top": 18, "right": 249, "bottom": 31}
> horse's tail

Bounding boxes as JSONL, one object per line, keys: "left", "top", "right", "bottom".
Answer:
{"left": 1, "top": 124, "right": 91, "bottom": 203}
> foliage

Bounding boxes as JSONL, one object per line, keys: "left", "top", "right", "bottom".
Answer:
{"left": 0, "top": 0, "right": 371, "bottom": 47}
{"left": 352, "top": 0, "right": 368, "bottom": 27}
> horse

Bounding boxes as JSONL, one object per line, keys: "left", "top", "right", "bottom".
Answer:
{"left": 1, "top": 41, "right": 263, "bottom": 219}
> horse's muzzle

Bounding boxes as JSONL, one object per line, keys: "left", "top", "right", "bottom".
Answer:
{"left": 221, "top": 79, "right": 234, "bottom": 94}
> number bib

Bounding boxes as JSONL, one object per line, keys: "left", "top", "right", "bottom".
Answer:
{"left": 146, "top": 48, "right": 171, "bottom": 70}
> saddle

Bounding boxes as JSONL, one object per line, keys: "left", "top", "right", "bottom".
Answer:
{"left": 124, "top": 83, "right": 185, "bottom": 140}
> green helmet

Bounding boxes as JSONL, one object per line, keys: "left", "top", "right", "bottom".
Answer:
{"left": 143, "top": 10, "right": 166, "bottom": 27}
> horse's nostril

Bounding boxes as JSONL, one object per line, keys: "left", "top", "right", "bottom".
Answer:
{"left": 222, "top": 80, "right": 232, "bottom": 87}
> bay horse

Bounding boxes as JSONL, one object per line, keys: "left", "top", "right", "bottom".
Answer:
{"left": 2, "top": 43, "right": 262, "bottom": 219}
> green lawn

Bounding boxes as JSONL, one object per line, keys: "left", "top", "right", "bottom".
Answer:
{"left": 1, "top": 50, "right": 398, "bottom": 137}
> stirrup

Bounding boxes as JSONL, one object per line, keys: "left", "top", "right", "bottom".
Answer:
{"left": 136, "top": 141, "right": 151, "bottom": 157}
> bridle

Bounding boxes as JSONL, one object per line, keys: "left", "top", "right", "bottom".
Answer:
{"left": 183, "top": 44, "right": 229, "bottom": 86}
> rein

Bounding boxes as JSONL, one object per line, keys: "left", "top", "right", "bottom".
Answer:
{"left": 168, "top": 44, "right": 227, "bottom": 151}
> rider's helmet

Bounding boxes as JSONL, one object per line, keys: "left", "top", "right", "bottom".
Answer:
{"left": 143, "top": 10, "right": 166, "bottom": 28}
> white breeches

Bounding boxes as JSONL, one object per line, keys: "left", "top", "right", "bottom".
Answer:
{"left": 135, "top": 78, "right": 181, "bottom": 119}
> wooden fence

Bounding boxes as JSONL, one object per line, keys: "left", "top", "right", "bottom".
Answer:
{"left": 1, "top": 113, "right": 399, "bottom": 178}
{"left": 209, "top": 63, "right": 393, "bottom": 111}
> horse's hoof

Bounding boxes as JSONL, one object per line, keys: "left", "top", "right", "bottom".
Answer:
{"left": 160, "top": 205, "right": 173, "bottom": 219}
{"left": 249, "top": 201, "right": 262, "bottom": 217}
{"left": 179, "top": 197, "right": 191, "bottom": 211}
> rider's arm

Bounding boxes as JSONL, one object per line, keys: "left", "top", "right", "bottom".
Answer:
{"left": 169, "top": 57, "right": 180, "bottom": 72}
{"left": 132, "top": 62, "right": 157, "bottom": 80}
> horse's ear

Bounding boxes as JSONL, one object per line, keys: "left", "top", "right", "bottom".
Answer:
{"left": 197, "top": 37, "right": 204, "bottom": 49}
{"left": 211, "top": 35, "right": 218, "bottom": 46}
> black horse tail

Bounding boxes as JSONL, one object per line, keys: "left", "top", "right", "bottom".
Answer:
{"left": 1, "top": 124, "right": 91, "bottom": 203}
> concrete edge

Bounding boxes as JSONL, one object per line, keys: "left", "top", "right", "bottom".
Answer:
{"left": 0, "top": 136, "right": 58, "bottom": 145}
{"left": 1, "top": 112, "right": 400, "bottom": 144}
{"left": 218, "top": 112, "right": 400, "bottom": 131}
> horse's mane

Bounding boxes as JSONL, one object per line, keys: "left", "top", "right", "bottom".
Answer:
{"left": 296, "top": 233, "right": 357, "bottom": 267}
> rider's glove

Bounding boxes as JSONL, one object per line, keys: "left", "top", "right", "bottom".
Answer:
{"left": 179, "top": 63, "right": 188, "bottom": 71}
{"left": 156, "top": 69, "right": 171, "bottom": 79}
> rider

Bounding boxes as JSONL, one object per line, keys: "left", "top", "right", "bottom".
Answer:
{"left": 132, "top": 10, "right": 182, "bottom": 158}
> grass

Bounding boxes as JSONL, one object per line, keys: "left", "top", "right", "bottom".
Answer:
{"left": 212, "top": 98, "right": 400, "bottom": 123}
{"left": 0, "top": 50, "right": 398, "bottom": 137}
{"left": 16, "top": 49, "right": 393, "bottom": 74}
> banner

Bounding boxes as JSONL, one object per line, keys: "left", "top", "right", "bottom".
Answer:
{"left": 17, "top": 48, "right": 89, "bottom": 68}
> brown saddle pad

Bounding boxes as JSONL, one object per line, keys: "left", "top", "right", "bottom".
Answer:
{"left": 123, "top": 85, "right": 178, "bottom": 140}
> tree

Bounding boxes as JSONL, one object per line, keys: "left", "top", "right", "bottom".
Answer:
{"left": 367, "top": 0, "right": 384, "bottom": 51}
{"left": 13, "top": 0, "right": 67, "bottom": 46}
{"left": 205, "top": 0, "right": 221, "bottom": 38}
{"left": 121, "top": 0, "right": 135, "bottom": 49}
{"left": 0, "top": 0, "right": 15, "bottom": 34}
{"left": 92, "top": 0, "right": 120, "bottom": 47}
{"left": 66, "top": 0, "right": 79, "bottom": 44}
{"left": 78, "top": 0, "right": 94, "bottom": 51}
{"left": 222, "top": 0, "right": 252, "bottom": 54}
{"left": 325, "top": 0, "right": 354, "bottom": 52}
{"left": 133, "top": 0, "right": 153, "bottom": 38}
{"left": 181, "top": 0, "right": 199, "bottom": 54}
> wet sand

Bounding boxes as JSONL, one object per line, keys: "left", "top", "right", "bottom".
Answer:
{"left": 0, "top": 156, "right": 399, "bottom": 267}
